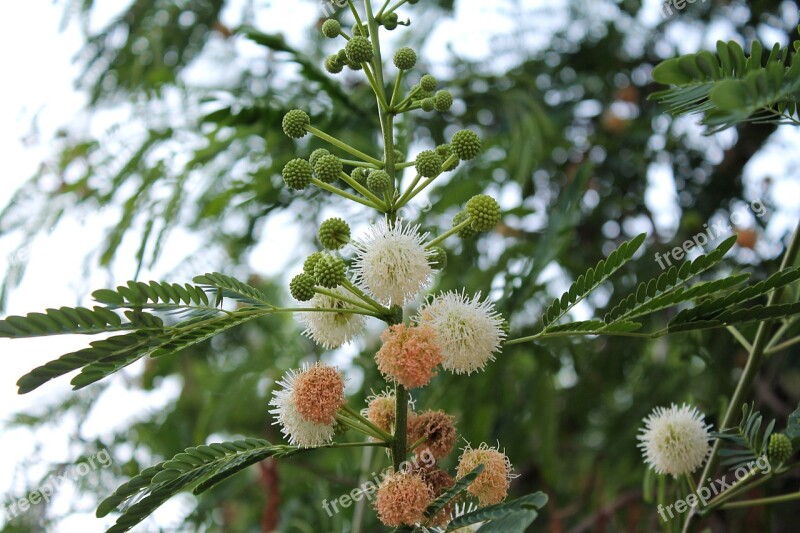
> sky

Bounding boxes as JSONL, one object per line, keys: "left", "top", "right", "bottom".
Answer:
{"left": 0, "top": 0, "right": 799, "bottom": 531}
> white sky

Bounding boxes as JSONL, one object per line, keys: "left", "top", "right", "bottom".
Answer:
{"left": 0, "top": 0, "right": 798, "bottom": 531}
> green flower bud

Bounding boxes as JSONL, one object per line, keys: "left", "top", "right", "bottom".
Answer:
{"left": 282, "top": 109, "right": 310, "bottom": 139}
{"left": 290, "top": 273, "right": 316, "bottom": 301}
{"left": 393, "top": 47, "right": 417, "bottom": 70}
{"left": 393, "top": 149, "right": 405, "bottom": 164}
{"left": 346, "top": 35, "right": 374, "bottom": 64}
{"left": 367, "top": 170, "right": 392, "bottom": 193}
{"left": 352, "top": 23, "right": 369, "bottom": 37}
{"left": 337, "top": 49, "right": 348, "bottom": 63}
{"left": 382, "top": 12, "right": 399, "bottom": 30}
{"left": 318, "top": 217, "right": 351, "bottom": 250}
{"left": 420, "top": 98, "right": 435, "bottom": 112}
{"left": 322, "top": 19, "right": 341, "bottom": 38}
{"left": 314, "top": 154, "right": 343, "bottom": 184}
{"left": 500, "top": 318, "right": 510, "bottom": 336}
{"left": 434, "top": 90, "right": 453, "bottom": 112}
{"left": 304, "top": 252, "right": 324, "bottom": 274}
{"left": 415, "top": 150, "right": 442, "bottom": 178}
{"left": 768, "top": 433, "right": 793, "bottom": 464}
{"left": 428, "top": 246, "right": 448, "bottom": 269}
{"left": 451, "top": 129, "right": 482, "bottom": 160}
{"left": 436, "top": 144, "right": 459, "bottom": 171}
{"left": 325, "top": 54, "right": 344, "bottom": 74}
{"left": 419, "top": 74, "right": 437, "bottom": 92}
{"left": 466, "top": 194, "right": 501, "bottom": 232}
{"left": 309, "top": 148, "right": 331, "bottom": 169}
{"left": 453, "top": 210, "right": 479, "bottom": 239}
{"left": 282, "top": 158, "right": 313, "bottom": 190}
{"left": 347, "top": 60, "right": 364, "bottom": 71}
{"left": 351, "top": 167, "right": 369, "bottom": 186}
{"left": 313, "top": 254, "right": 347, "bottom": 288}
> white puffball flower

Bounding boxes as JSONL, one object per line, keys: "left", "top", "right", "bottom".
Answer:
{"left": 268, "top": 367, "right": 335, "bottom": 448}
{"left": 351, "top": 218, "right": 435, "bottom": 306}
{"left": 416, "top": 290, "right": 506, "bottom": 375}
{"left": 637, "top": 403, "right": 712, "bottom": 477}
{"left": 298, "top": 286, "right": 366, "bottom": 349}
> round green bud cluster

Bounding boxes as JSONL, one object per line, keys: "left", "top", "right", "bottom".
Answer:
{"left": 419, "top": 74, "right": 437, "bottom": 93}
{"left": 309, "top": 148, "right": 330, "bottom": 168}
{"left": 351, "top": 167, "right": 369, "bottom": 186}
{"left": 346, "top": 36, "right": 374, "bottom": 64}
{"left": 451, "top": 129, "right": 482, "bottom": 160}
{"left": 282, "top": 159, "right": 313, "bottom": 190}
{"left": 434, "top": 90, "right": 453, "bottom": 112}
{"left": 313, "top": 254, "right": 347, "bottom": 288}
{"left": 352, "top": 23, "right": 369, "bottom": 37}
{"left": 367, "top": 170, "right": 392, "bottom": 193}
{"left": 304, "top": 252, "right": 324, "bottom": 274}
{"left": 394, "top": 47, "right": 417, "bottom": 70}
{"left": 290, "top": 273, "right": 316, "bottom": 301}
{"left": 500, "top": 319, "right": 510, "bottom": 336}
{"left": 393, "top": 149, "right": 405, "bottom": 164}
{"left": 382, "top": 12, "right": 399, "bottom": 30}
{"left": 415, "top": 150, "right": 442, "bottom": 178}
{"left": 337, "top": 49, "right": 348, "bottom": 63}
{"left": 282, "top": 109, "right": 310, "bottom": 139}
{"left": 436, "top": 144, "right": 459, "bottom": 171}
{"left": 420, "top": 98, "right": 435, "bottom": 112}
{"left": 768, "top": 433, "right": 793, "bottom": 464}
{"left": 318, "top": 218, "right": 351, "bottom": 250}
{"left": 325, "top": 54, "right": 344, "bottom": 74}
{"left": 453, "top": 210, "right": 478, "bottom": 239}
{"left": 321, "top": 19, "right": 341, "bottom": 38}
{"left": 466, "top": 194, "right": 501, "bottom": 231}
{"left": 314, "top": 154, "right": 343, "bottom": 184}
{"left": 428, "top": 246, "right": 448, "bottom": 269}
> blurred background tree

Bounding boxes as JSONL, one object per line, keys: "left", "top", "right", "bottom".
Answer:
{"left": 1, "top": 0, "right": 799, "bottom": 531}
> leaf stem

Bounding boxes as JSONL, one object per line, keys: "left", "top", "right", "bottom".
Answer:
{"left": 426, "top": 217, "right": 473, "bottom": 248}
{"left": 338, "top": 171, "right": 388, "bottom": 209}
{"left": 307, "top": 126, "right": 383, "bottom": 166}
{"left": 311, "top": 178, "right": 383, "bottom": 210}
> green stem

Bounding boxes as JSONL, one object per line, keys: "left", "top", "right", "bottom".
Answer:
{"left": 766, "top": 334, "right": 800, "bottom": 355}
{"left": 684, "top": 220, "right": 800, "bottom": 532}
{"left": 307, "top": 126, "right": 383, "bottom": 166}
{"left": 382, "top": 0, "right": 408, "bottom": 16}
{"left": 390, "top": 70, "right": 404, "bottom": 108}
{"left": 339, "top": 171, "right": 387, "bottom": 209}
{"left": 426, "top": 217, "right": 473, "bottom": 248}
{"left": 336, "top": 413, "right": 387, "bottom": 441}
{"left": 313, "top": 287, "right": 379, "bottom": 313}
{"left": 362, "top": 63, "right": 390, "bottom": 111}
{"left": 722, "top": 491, "right": 800, "bottom": 509}
{"left": 311, "top": 178, "right": 382, "bottom": 210}
{"left": 277, "top": 307, "right": 382, "bottom": 319}
{"left": 343, "top": 404, "right": 393, "bottom": 441}
{"left": 392, "top": 384, "right": 408, "bottom": 470}
{"left": 506, "top": 329, "right": 661, "bottom": 345}
{"left": 342, "top": 279, "right": 389, "bottom": 315}
{"left": 375, "top": 0, "right": 392, "bottom": 18}
{"left": 727, "top": 326, "right": 753, "bottom": 352}
{"left": 341, "top": 159, "right": 381, "bottom": 169}
{"left": 396, "top": 173, "right": 422, "bottom": 206}
{"left": 408, "top": 436, "right": 428, "bottom": 452}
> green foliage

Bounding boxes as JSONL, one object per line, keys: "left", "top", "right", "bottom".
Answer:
{"left": 444, "top": 492, "right": 549, "bottom": 532}
{"left": 603, "top": 235, "right": 739, "bottom": 324}
{"left": 423, "top": 465, "right": 483, "bottom": 521}
{"left": 652, "top": 33, "right": 800, "bottom": 132}
{"left": 542, "top": 233, "right": 646, "bottom": 328}
{"left": 11, "top": 273, "right": 279, "bottom": 393}
{"left": 97, "top": 438, "right": 305, "bottom": 533}
{"left": 714, "top": 403, "right": 775, "bottom": 470}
